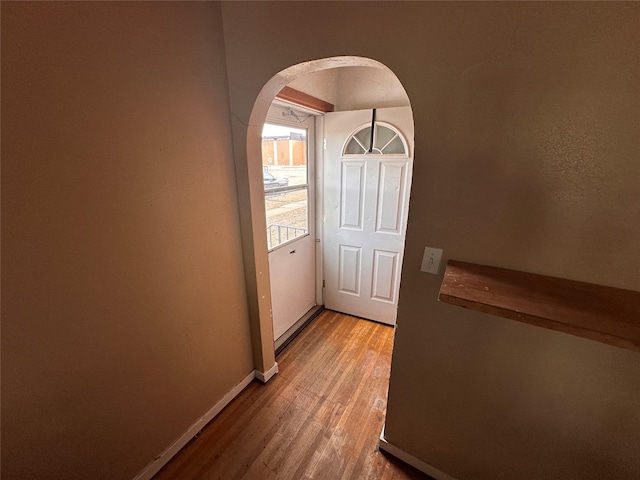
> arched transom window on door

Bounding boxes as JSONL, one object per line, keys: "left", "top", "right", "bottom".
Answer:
{"left": 343, "top": 122, "right": 408, "bottom": 156}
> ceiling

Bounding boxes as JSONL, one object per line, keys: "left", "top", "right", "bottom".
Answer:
{"left": 287, "top": 66, "right": 410, "bottom": 112}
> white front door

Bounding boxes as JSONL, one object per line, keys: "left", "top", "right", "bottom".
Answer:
{"left": 323, "top": 107, "right": 414, "bottom": 325}
{"left": 264, "top": 103, "right": 317, "bottom": 340}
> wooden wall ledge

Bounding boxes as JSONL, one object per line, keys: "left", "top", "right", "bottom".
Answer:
{"left": 438, "top": 260, "right": 640, "bottom": 352}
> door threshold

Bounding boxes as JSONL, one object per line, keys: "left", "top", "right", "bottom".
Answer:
{"left": 275, "top": 305, "right": 324, "bottom": 355}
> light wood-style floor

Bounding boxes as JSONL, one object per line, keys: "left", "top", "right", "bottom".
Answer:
{"left": 154, "top": 310, "right": 427, "bottom": 480}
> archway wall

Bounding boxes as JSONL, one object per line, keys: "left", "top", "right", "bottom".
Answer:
{"left": 221, "top": 2, "right": 640, "bottom": 479}
{"left": 236, "top": 56, "right": 401, "bottom": 375}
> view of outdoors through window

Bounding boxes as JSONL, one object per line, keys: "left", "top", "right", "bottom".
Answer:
{"left": 262, "top": 123, "right": 309, "bottom": 250}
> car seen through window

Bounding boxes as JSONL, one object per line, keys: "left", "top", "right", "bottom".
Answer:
{"left": 263, "top": 171, "right": 289, "bottom": 191}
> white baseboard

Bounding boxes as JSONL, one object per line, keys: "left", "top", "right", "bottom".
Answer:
{"left": 133, "top": 370, "right": 256, "bottom": 480}
{"left": 255, "top": 362, "right": 279, "bottom": 383}
{"left": 378, "top": 426, "right": 456, "bottom": 480}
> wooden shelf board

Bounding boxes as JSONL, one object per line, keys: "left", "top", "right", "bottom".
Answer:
{"left": 439, "top": 260, "right": 640, "bottom": 352}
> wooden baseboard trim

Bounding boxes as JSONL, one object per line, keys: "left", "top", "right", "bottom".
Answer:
{"left": 133, "top": 370, "right": 256, "bottom": 480}
{"left": 255, "top": 362, "right": 279, "bottom": 383}
{"left": 378, "top": 426, "right": 457, "bottom": 480}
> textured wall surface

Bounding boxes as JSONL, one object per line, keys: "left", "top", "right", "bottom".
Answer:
{"left": 221, "top": 2, "right": 640, "bottom": 479}
{"left": 2, "top": 2, "right": 638, "bottom": 479}
{"left": 1, "top": 3, "right": 253, "bottom": 479}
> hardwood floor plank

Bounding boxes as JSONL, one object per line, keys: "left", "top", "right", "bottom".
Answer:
{"left": 153, "top": 310, "right": 428, "bottom": 480}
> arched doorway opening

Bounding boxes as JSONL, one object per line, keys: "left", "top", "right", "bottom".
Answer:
{"left": 243, "top": 57, "right": 414, "bottom": 381}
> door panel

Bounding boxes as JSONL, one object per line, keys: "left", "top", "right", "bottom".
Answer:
{"left": 338, "top": 245, "right": 362, "bottom": 295}
{"left": 340, "top": 161, "right": 366, "bottom": 230}
{"left": 269, "top": 234, "right": 315, "bottom": 339}
{"left": 371, "top": 249, "right": 398, "bottom": 303}
{"left": 324, "top": 107, "right": 413, "bottom": 325}
{"left": 376, "top": 160, "right": 408, "bottom": 234}
{"left": 264, "top": 103, "right": 317, "bottom": 341}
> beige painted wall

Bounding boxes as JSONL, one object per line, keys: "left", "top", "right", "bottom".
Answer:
{"left": 221, "top": 2, "right": 640, "bottom": 479}
{"left": 2, "top": 2, "right": 638, "bottom": 479}
{"left": 1, "top": 2, "right": 253, "bottom": 479}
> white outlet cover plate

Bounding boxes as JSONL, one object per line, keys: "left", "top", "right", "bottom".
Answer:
{"left": 421, "top": 247, "right": 443, "bottom": 274}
